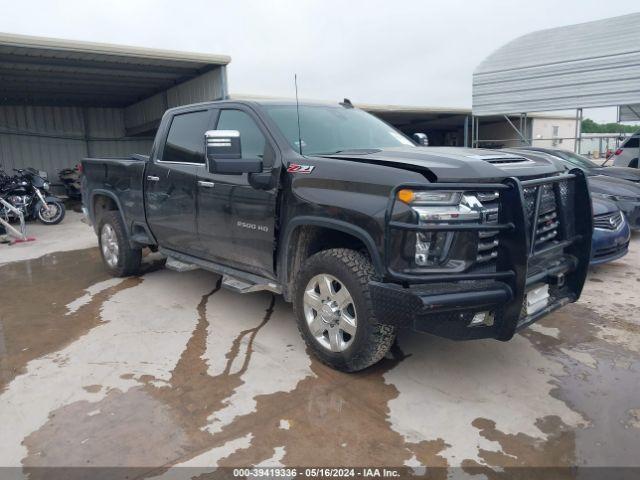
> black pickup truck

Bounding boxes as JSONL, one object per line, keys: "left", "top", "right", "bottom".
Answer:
{"left": 81, "top": 99, "right": 593, "bottom": 372}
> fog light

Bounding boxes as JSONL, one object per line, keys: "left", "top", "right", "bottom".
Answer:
{"left": 469, "top": 311, "right": 494, "bottom": 327}
{"left": 415, "top": 231, "right": 452, "bottom": 266}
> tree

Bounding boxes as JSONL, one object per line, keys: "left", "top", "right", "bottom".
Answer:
{"left": 581, "top": 118, "right": 640, "bottom": 134}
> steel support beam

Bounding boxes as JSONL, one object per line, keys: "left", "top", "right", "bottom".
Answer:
{"left": 503, "top": 114, "right": 529, "bottom": 145}
{"left": 574, "top": 108, "right": 583, "bottom": 153}
{"left": 464, "top": 115, "right": 469, "bottom": 147}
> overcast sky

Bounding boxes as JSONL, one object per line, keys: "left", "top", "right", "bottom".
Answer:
{"left": 1, "top": 0, "right": 638, "bottom": 122}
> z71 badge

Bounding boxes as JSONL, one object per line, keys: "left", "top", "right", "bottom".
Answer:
{"left": 287, "top": 164, "right": 315, "bottom": 174}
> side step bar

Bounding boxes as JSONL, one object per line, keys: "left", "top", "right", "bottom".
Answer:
{"left": 165, "top": 257, "right": 199, "bottom": 272}
{"left": 221, "top": 276, "right": 281, "bottom": 294}
{"left": 160, "top": 247, "right": 282, "bottom": 295}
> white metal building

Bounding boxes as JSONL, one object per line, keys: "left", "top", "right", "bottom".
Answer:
{"left": 473, "top": 12, "right": 640, "bottom": 116}
{"left": 472, "top": 12, "right": 640, "bottom": 150}
{"left": 0, "top": 33, "right": 230, "bottom": 181}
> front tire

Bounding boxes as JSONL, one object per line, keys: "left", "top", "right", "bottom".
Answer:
{"left": 293, "top": 248, "right": 396, "bottom": 372}
{"left": 98, "top": 211, "right": 142, "bottom": 277}
{"left": 37, "top": 200, "right": 65, "bottom": 225}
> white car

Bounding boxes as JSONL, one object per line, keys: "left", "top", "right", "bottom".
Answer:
{"left": 611, "top": 131, "right": 640, "bottom": 168}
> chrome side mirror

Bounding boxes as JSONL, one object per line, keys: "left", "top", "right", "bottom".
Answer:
{"left": 413, "top": 133, "right": 429, "bottom": 146}
{"left": 204, "top": 130, "right": 262, "bottom": 175}
{"left": 205, "top": 130, "right": 241, "bottom": 160}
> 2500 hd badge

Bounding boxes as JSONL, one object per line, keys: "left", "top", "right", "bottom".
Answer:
{"left": 237, "top": 220, "right": 269, "bottom": 232}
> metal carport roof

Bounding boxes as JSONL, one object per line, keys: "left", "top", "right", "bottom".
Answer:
{"left": 355, "top": 103, "right": 470, "bottom": 130}
{"left": 0, "top": 32, "right": 231, "bottom": 107}
{"left": 472, "top": 13, "right": 640, "bottom": 116}
{"left": 620, "top": 103, "right": 640, "bottom": 122}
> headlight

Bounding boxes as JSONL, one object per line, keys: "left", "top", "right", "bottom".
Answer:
{"left": 397, "top": 189, "right": 498, "bottom": 271}
{"left": 43, "top": 182, "right": 50, "bottom": 191}
{"left": 397, "top": 189, "right": 461, "bottom": 205}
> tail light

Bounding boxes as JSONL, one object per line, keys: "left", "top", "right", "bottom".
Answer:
{"left": 614, "top": 148, "right": 623, "bottom": 156}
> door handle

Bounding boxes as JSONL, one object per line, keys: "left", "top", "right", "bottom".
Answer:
{"left": 197, "top": 181, "right": 215, "bottom": 188}
{"left": 147, "top": 175, "right": 160, "bottom": 182}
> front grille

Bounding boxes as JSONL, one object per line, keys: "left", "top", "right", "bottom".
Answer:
{"left": 593, "top": 211, "right": 623, "bottom": 230}
{"left": 524, "top": 183, "right": 562, "bottom": 252}
{"left": 475, "top": 196, "right": 500, "bottom": 264}
{"left": 473, "top": 179, "right": 570, "bottom": 270}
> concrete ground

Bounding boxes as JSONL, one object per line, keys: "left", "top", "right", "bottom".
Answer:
{"left": 0, "top": 213, "right": 639, "bottom": 478}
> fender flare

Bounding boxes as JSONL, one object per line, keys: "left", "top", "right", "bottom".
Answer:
{"left": 89, "top": 189, "right": 129, "bottom": 236}
{"left": 279, "top": 216, "right": 385, "bottom": 287}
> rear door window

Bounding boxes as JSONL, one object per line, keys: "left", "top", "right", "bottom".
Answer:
{"left": 162, "top": 110, "right": 212, "bottom": 164}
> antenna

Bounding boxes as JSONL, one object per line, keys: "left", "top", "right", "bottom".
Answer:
{"left": 294, "top": 74, "right": 303, "bottom": 156}
{"left": 339, "top": 98, "right": 354, "bottom": 108}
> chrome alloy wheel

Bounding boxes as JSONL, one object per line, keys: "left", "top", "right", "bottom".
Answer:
{"left": 303, "top": 274, "right": 357, "bottom": 353}
{"left": 100, "top": 223, "right": 119, "bottom": 268}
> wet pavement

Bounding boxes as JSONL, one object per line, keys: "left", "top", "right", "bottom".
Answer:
{"left": 0, "top": 219, "right": 639, "bottom": 478}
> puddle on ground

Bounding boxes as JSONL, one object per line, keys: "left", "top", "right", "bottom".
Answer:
{"left": 523, "top": 303, "right": 640, "bottom": 467}
{"left": 460, "top": 416, "right": 576, "bottom": 479}
{"left": 0, "top": 248, "right": 122, "bottom": 391}
{"left": 22, "top": 388, "right": 190, "bottom": 477}
{"left": 18, "top": 277, "right": 449, "bottom": 479}
{"left": 138, "top": 289, "right": 449, "bottom": 475}
{"left": 0, "top": 247, "right": 165, "bottom": 392}
{"left": 2, "top": 250, "right": 639, "bottom": 476}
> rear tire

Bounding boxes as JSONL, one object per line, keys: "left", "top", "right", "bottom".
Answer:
{"left": 293, "top": 248, "right": 396, "bottom": 372}
{"left": 98, "top": 211, "right": 142, "bottom": 277}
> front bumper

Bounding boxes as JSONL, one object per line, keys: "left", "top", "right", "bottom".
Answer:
{"left": 370, "top": 255, "right": 577, "bottom": 340}
{"left": 590, "top": 221, "right": 631, "bottom": 265}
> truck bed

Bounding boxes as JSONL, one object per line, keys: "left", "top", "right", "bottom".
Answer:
{"left": 81, "top": 155, "right": 149, "bottom": 237}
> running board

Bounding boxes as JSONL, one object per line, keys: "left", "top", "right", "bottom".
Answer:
{"left": 160, "top": 247, "right": 282, "bottom": 295}
{"left": 221, "top": 275, "right": 281, "bottom": 294}
{"left": 165, "top": 256, "right": 199, "bottom": 272}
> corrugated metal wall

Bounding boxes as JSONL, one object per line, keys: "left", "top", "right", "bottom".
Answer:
{"left": 473, "top": 13, "right": 640, "bottom": 116}
{"left": 125, "top": 67, "right": 226, "bottom": 132}
{"left": 0, "top": 65, "right": 226, "bottom": 182}
{"left": 0, "top": 105, "right": 153, "bottom": 181}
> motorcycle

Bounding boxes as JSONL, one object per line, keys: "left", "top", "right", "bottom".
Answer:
{"left": 1, "top": 168, "right": 66, "bottom": 225}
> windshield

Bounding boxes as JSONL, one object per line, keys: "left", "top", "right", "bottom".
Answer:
{"left": 263, "top": 104, "right": 415, "bottom": 155}
{"left": 552, "top": 150, "right": 599, "bottom": 169}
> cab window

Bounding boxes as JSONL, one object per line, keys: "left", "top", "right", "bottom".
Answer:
{"left": 216, "top": 110, "right": 266, "bottom": 159}
{"left": 623, "top": 136, "right": 639, "bottom": 149}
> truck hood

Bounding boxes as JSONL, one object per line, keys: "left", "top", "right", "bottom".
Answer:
{"left": 317, "top": 146, "right": 562, "bottom": 182}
